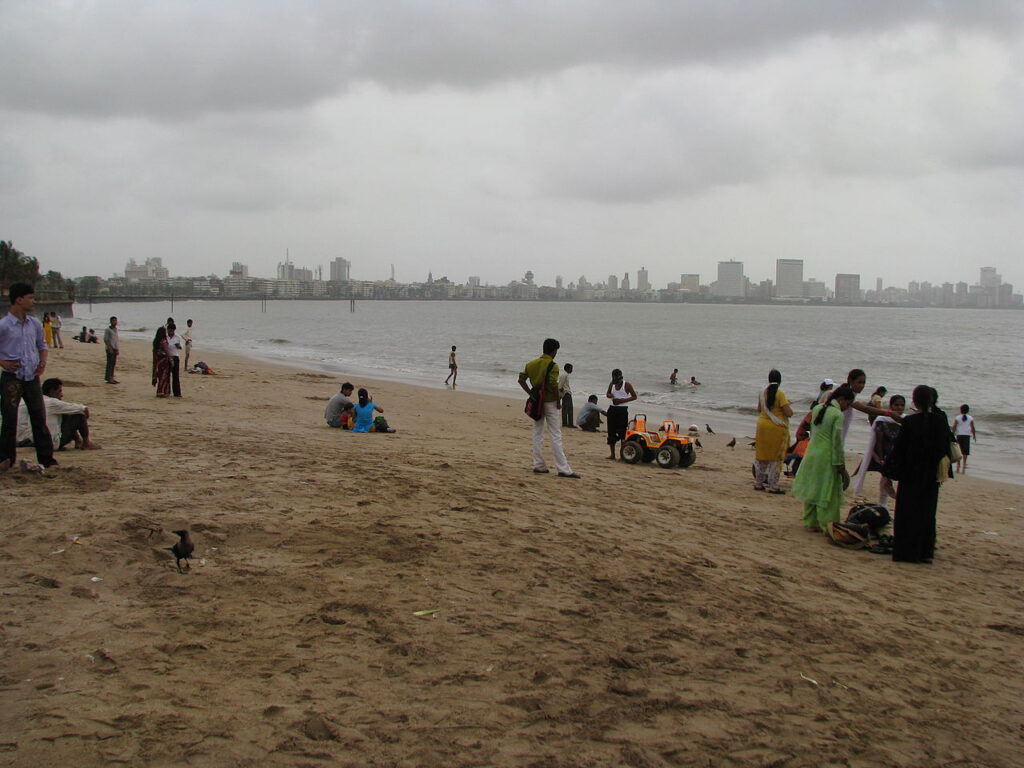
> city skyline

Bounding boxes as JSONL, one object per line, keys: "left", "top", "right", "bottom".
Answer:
{"left": 4, "top": 3, "right": 1023, "bottom": 288}
{"left": 80, "top": 255, "right": 1018, "bottom": 299}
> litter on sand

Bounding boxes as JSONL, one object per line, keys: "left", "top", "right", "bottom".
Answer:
{"left": 413, "top": 609, "right": 440, "bottom": 617}
{"left": 90, "top": 577, "right": 103, "bottom": 583}
{"left": 799, "top": 673, "right": 819, "bottom": 686}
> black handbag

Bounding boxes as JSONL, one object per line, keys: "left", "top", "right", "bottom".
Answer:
{"left": 524, "top": 361, "right": 555, "bottom": 421}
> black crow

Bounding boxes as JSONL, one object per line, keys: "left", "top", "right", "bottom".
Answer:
{"left": 705, "top": 423, "right": 715, "bottom": 434}
{"left": 168, "top": 530, "right": 194, "bottom": 573}
{"left": 726, "top": 437, "right": 736, "bottom": 448}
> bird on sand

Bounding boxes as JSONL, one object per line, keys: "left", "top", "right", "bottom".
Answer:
{"left": 168, "top": 530, "right": 194, "bottom": 572}
{"left": 726, "top": 437, "right": 736, "bottom": 448}
{"left": 705, "top": 423, "right": 715, "bottom": 434}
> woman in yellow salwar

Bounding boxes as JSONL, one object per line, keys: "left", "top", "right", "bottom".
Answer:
{"left": 792, "top": 384, "right": 855, "bottom": 532}
{"left": 753, "top": 369, "right": 792, "bottom": 493}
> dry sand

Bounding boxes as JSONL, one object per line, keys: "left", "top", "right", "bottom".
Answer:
{"left": 1, "top": 340, "right": 1022, "bottom": 768}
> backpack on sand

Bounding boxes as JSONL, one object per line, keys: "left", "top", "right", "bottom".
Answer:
{"left": 827, "top": 521, "right": 870, "bottom": 549}
{"left": 846, "top": 504, "right": 891, "bottom": 535}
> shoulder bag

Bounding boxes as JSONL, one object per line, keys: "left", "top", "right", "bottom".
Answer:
{"left": 525, "top": 361, "right": 556, "bottom": 421}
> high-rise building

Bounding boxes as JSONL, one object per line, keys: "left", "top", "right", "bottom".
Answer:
{"left": 607, "top": 274, "right": 618, "bottom": 290}
{"left": 980, "top": 267, "right": 1001, "bottom": 288}
{"left": 714, "top": 261, "right": 745, "bottom": 297}
{"left": 229, "top": 262, "right": 248, "bottom": 278}
{"left": 329, "top": 257, "right": 351, "bottom": 282}
{"left": 468, "top": 276, "right": 481, "bottom": 287}
{"left": 124, "top": 257, "right": 169, "bottom": 282}
{"left": 621, "top": 272, "right": 631, "bottom": 292}
{"left": 637, "top": 267, "right": 650, "bottom": 292}
{"left": 835, "top": 273, "right": 861, "bottom": 304}
{"left": 774, "top": 259, "right": 804, "bottom": 298}
{"left": 680, "top": 274, "right": 700, "bottom": 292}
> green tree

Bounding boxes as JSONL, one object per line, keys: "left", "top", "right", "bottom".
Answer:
{"left": 0, "top": 241, "right": 40, "bottom": 286}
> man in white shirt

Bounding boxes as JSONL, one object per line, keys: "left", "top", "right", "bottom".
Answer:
{"left": 166, "top": 322, "right": 183, "bottom": 397}
{"left": 182, "top": 318, "right": 194, "bottom": 371}
{"left": 17, "top": 378, "right": 101, "bottom": 450}
{"left": 558, "top": 362, "right": 574, "bottom": 428}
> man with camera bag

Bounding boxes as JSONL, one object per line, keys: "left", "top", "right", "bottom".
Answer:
{"left": 518, "top": 338, "right": 579, "bottom": 478}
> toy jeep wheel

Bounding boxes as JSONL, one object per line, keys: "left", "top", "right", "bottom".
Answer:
{"left": 678, "top": 446, "right": 697, "bottom": 468}
{"left": 655, "top": 445, "right": 680, "bottom": 468}
{"left": 621, "top": 440, "right": 643, "bottom": 464}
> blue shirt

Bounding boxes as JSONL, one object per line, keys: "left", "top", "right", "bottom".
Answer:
{"left": 351, "top": 402, "right": 377, "bottom": 433}
{"left": 0, "top": 312, "right": 47, "bottom": 382}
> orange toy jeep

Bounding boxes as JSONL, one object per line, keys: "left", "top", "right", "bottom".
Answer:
{"left": 620, "top": 414, "right": 697, "bottom": 469}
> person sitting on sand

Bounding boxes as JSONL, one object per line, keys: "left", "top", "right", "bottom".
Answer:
{"left": 351, "top": 388, "right": 386, "bottom": 433}
{"left": 325, "top": 382, "right": 356, "bottom": 429}
{"left": 576, "top": 395, "right": 606, "bottom": 431}
{"left": 87, "top": 329, "right": 98, "bottom": 343}
{"left": 17, "top": 378, "right": 101, "bottom": 451}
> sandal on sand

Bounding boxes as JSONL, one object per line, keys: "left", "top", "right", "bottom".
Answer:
{"left": 753, "top": 484, "right": 765, "bottom": 491}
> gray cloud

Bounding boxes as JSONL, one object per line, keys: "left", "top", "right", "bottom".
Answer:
{"left": 4, "top": 1, "right": 1021, "bottom": 118}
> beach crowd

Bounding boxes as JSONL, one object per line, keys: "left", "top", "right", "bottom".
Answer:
{"left": 0, "top": 284, "right": 978, "bottom": 568}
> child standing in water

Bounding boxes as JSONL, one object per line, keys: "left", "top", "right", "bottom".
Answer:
{"left": 952, "top": 404, "right": 976, "bottom": 473}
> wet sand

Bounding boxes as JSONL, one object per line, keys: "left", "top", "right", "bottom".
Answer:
{"left": 1, "top": 340, "right": 1021, "bottom": 767}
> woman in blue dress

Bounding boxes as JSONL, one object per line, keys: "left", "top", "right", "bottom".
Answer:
{"left": 351, "top": 388, "right": 385, "bottom": 433}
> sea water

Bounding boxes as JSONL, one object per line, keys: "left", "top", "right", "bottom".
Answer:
{"left": 70, "top": 301, "right": 1024, "bottom": 485}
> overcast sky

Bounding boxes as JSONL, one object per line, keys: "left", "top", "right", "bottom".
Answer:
{"left": 3, "top": 1, "right": 1022, "bottom": 290}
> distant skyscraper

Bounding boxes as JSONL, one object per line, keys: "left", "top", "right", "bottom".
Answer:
{"left": 124, "top": 257, "right": 169, "bottom": 282}
{"left": 229, "top": 262, "right": 249, "bottom": 278}
{"left": 524, "top": 270, "right": 535, "bottom": 284}
{"left": 680, "top": 274, "right": 700, "bottom": 292}
{"left": 621, "top": 272, "right": 631, "bottom": 292}
{"left": 835, "top": 274, "right": 861, "bottom": 304}
{"left": 980, "top": 267, "right": 1001, "bottom": 288}
{"left": 555, "top": 275, "right": 563, "bottom": 289}
{"left": 876, "top": 277, "right": 883, "bottom": 293}
{"left": 329, "top": 257, "right": 351, "bottom": 282}
{"left": 607, "top": 274, "right": 618, "bottom": 290}
{"left": 714, "top": 261, "right": 745, "bottom": 297}
{"left": 468, "top": 276, "right": 481, "bottom": 287}
{"left": 637, "top": 267, "right": 650, "bottom": 292}
{"left": 774, "top": 259, "right": 803, "bottom": 298}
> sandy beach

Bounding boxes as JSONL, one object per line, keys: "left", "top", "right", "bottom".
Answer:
{"left": 1, "top": 339, "right": 1021, "bottom": 768}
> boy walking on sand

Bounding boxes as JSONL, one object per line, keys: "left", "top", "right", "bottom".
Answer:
{"left": 444, "top": 345, "right": 458, "bottom": 387}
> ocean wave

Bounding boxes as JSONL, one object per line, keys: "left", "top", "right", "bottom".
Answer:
{"left": 981, "top": 412, "right": 1024, "bottom": 427}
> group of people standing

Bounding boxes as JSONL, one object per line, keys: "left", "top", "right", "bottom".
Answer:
{"left": 754, "top": 367, "right": 973, "bottom": 564}
{"left": 41, "top": 312, "right": 64, "bottom": 349}
{"left": 151, "top": 318, "right": 192, "bottom": 398}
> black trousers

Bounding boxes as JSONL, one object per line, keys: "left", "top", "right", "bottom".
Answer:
{"left": 105, "top": 350, "right": 118, "bottom": 381}
{"left": 170, "top": 356, "right": 181, "bottom": 396}
{"left": 60, "top": 413, "right": 89, "bottom": 448}
{"left": 561, "top": 393, "right": 574, "bottom": 426}
{"left": 0, "top": 372, "right": 54, "bottom": 466}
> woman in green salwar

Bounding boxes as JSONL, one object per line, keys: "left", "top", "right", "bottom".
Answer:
{"left": 792, "top": 384, "right": 855, "bottom": 532}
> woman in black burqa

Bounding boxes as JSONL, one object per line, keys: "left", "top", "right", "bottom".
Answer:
{"left": 887, "top": 385, "right": 951, "bottom": 563}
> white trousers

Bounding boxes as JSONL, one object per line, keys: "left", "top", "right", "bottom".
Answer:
{"left": 532, "top": 401, "right": 573, "bottom": 475}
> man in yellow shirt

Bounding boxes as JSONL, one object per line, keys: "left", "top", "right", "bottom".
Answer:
{"left": 518, "top": 338, "right": 579, "bottom": 478}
